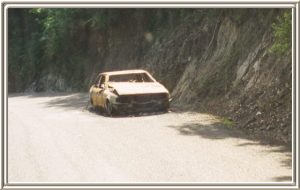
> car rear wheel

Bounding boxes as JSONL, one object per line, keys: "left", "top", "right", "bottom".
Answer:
{"left": 90, "top": 98, "right": 98, "bottom": 112}
{"left": 105, "top": 100, "right": 113, "bottom": 116}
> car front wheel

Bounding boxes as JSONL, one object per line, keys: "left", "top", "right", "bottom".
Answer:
{"left": 105, "top": 100, "right": 113, "bottom": 116}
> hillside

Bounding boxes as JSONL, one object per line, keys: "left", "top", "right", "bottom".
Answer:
{"left": 8, "top": 8, "right": 292, "bottom": 144}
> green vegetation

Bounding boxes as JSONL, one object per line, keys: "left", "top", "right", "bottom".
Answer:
{"left": 221, "top": 117, "right": 235, "bottom": 128}
{"left": 8, "top": 8, "right": 192, "bottom": 92}
{"left": 269, "top": 10, "right": 292, "bottom": 55}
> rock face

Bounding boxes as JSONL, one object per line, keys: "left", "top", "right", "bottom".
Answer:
{"left": 168, "top": 13, "right": 292, "bottom": 144}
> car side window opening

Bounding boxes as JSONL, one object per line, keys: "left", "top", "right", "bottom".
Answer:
{"left": 140, "top": 73, "right": 153, "bottom": 82}
{"left": 94, "top": 75, "right": 100, "bottom": 85}
{"left": 95, "top": 76, "right": 102, "bottom": 87}
{"left": 99, "top": 76, "right": 106, "bottom": 88}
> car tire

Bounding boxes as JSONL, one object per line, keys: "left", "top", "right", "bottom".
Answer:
{"left": 90, "top": 98, "right": 97, "bottom": 110}
{"left": 161, "top": 107, "right": 169, "bottom": 113}
{"left": 90, "top": 98, "right": 95, "bottom": 110}
{"left": 105, "top": 100, "right": 114, "bottom": 116}
{"left": 161, "top": 102, "right": 169, "bottom": 112}
{"left": 90, "top": 98, "right": 93, "bottom": 105}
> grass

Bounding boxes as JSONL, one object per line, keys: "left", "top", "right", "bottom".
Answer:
{"left": 221, "top": 117, "right": 235, "bottom": 128}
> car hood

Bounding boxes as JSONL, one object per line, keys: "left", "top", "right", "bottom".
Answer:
{"left": 108, "top": 82, "right": 169, "bottom": 95}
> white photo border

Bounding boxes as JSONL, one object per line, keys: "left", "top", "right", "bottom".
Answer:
{"left": 0, "top": 0, "right": 298, "bottom": 189}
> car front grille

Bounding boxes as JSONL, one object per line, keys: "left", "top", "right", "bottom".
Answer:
{"left": 117, "top": 93, "right": 168, "bottom": 103}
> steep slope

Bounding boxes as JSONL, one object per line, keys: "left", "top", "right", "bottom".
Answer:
{"left": 169, "top": 13, "right": 292, "bottom": 144}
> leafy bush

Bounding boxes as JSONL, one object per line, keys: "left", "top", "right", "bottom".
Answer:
{"left": 269, "top": 10, "right": 292, "bottom": 55}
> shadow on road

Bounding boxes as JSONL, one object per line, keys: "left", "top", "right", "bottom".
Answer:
{"left": 168, "top": 123, "right": 243, "bottom": 140}
{"left": 44, "top": 93, "right": 89, "bottom": 110}
{"left": 167, "top": 122, "right": 292, "bottom": 178}
{"left": 8, "top": 92, "right": 89, "bottom": 110}
{"left": 8, "top": 92, "right": 73, "bottom": 98}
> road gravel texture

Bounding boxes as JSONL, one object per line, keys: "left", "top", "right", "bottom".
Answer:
{"left": 8, "top": 93, "right": 292, "bottom": 183}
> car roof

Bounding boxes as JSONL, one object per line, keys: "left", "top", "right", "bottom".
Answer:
{"left": 100, "top": 69, "right": 149, "bottom": 76}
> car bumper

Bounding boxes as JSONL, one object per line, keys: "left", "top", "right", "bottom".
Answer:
{"left": 112, "top": 100, "right": 169, "bottom": 113}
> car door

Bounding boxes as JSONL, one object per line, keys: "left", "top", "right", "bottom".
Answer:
{"left": 91, "top": 75, "right": 103, "bottom": 106}
{"left": 95, "top": 75, "right": 106, "bottom": 107}
{"left": 90, "top": 74, "right": 100, "bottom": 106}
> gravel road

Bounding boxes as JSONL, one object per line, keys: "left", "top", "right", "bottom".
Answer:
{"left": 8, "top": 93, "right": 292, "bottom": 183}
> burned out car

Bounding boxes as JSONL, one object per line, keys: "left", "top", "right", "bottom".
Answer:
{"left": 89, "top": 69, "right": 171, "bottom": 116}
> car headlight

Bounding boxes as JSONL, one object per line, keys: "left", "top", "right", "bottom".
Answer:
{"left": 113, "top": 89, "right": 119, "bottom": 95}
{"left": 109, "top": 88, "right": 119, "bottom": 96}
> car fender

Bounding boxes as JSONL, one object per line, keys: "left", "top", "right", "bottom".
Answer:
{"left": 104, "top": 90, "right": 118, "bottom": 104}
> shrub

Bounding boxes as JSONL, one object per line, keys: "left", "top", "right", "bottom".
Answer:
{"left": 269, "top": 10, "right": 292, "bottom": 55}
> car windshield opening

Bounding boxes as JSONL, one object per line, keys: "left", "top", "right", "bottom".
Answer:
{"left": 108, "top": 73, "right": 154, "bottom": 82}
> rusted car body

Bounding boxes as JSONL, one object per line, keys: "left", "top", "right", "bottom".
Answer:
{"left": 89, "top": 69, "right": 171, "bottom": 115}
